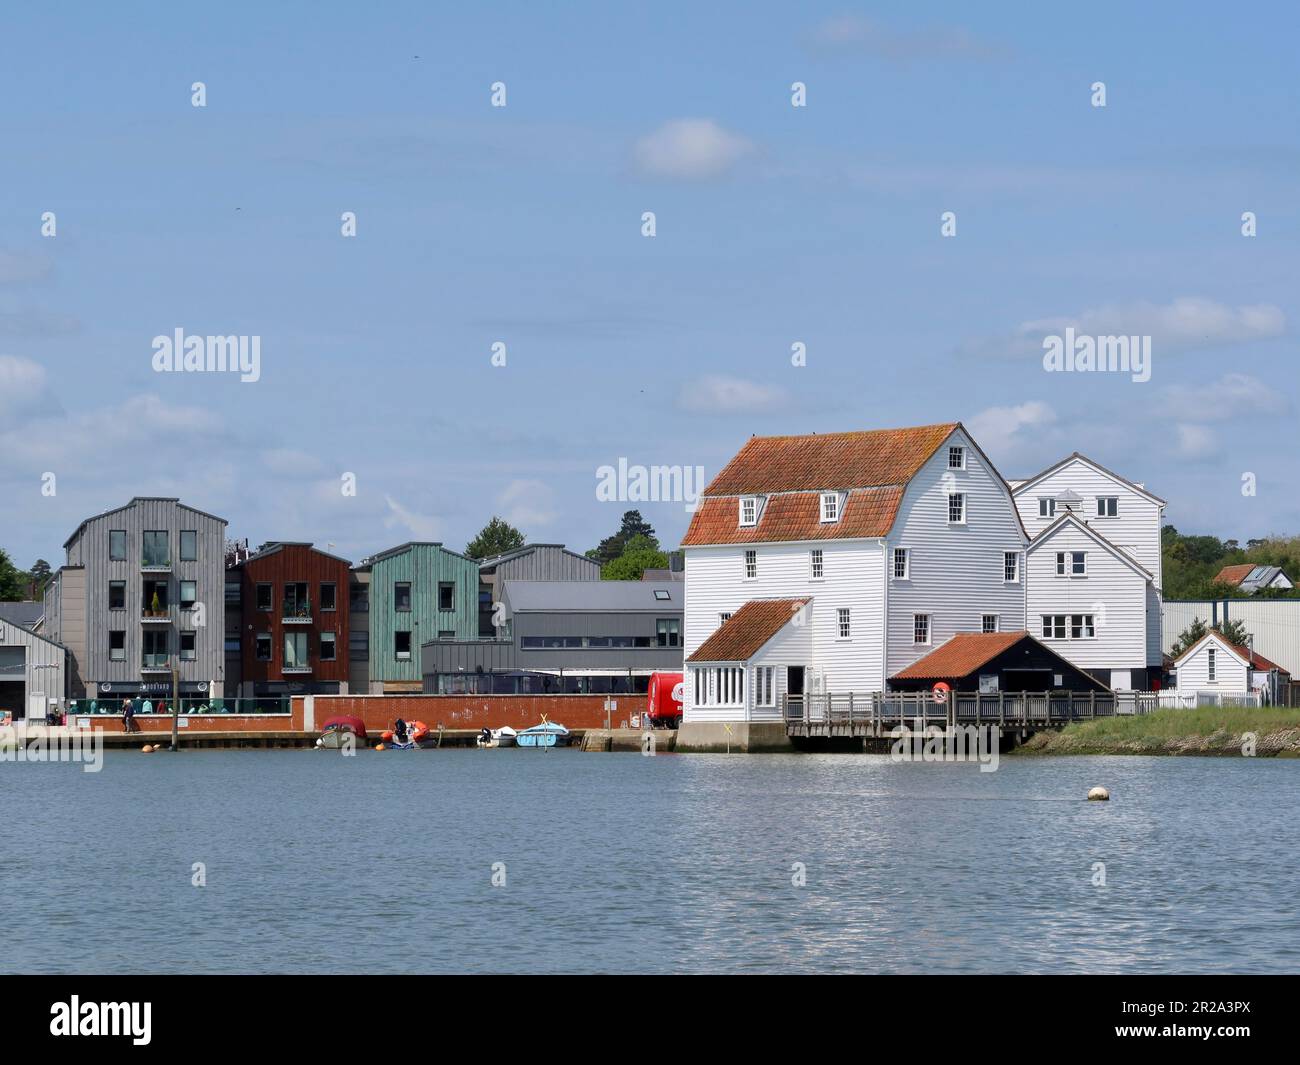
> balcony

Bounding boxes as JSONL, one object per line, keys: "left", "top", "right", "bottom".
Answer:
{"left": 282, "top": 663, "right": 313, "bottom": 674}
{"left": 281, "top": 607, "right": 313, "bottom": 625}
{"left": 141, "top": 609, "right": 173, "bottom": 624}
{"left": 141, "top": 654, "right": 172, "bottom": 673}
{"left": 140, "top": 558, "right": 171, "bottom": 573}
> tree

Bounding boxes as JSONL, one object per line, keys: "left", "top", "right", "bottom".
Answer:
{"left": 0, "top": 548, "right": 25, "bottom": 601}
{"left": 590, "top": 510, "right": 659, "bottom": 567}
{"left": 1169, "top": 617, "right": 1208, "bottom": 658}
{"left": 29, "top": 559, "right": 52, "bottom": 589}
{"left": 1216, "top": 618, "right": 1252, "bottom": 646}
{"left": 465, "top": 517, "right": 525, "bottom": 561}
{"left": 1170, "top": 616, "right": 1252, "bottom": 658}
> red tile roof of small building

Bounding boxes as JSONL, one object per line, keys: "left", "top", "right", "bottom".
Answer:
{"left": 891, "top": 630, "right": 1030, "bottom": 680}
{"left": 1213, "top": 564, "right": 1255, "bottom": 587}
{"left": 686, "top": 598, "right": 810, "bottom": 663}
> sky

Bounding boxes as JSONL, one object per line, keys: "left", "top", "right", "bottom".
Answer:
{"left": 2, "top": 1, "right": 1298, "bottom": 570}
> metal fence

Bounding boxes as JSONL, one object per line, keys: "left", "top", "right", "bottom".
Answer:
{"left": 65, "top": 697, "right": 291, "bottom": 717}
{"left": 1156, "top": 691, "right": 1263, "bottom": 709}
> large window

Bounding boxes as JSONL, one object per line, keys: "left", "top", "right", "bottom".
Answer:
{"left": 656, "top": 618, "right": 680, "bottom": 647}
{"left": 284, "top": 631, "right": 309, "bottom": 668}
{"left": 394, "top": 582, "right": 412, "bottom": 612}
{"left": 109, "top": 530, "right": 127, "bottom": 561}
{"left": 142, "top": 531, "right": 169, "bottom": 566}
{"left": 179, "top": 530, "right": 197, "bottom": 561}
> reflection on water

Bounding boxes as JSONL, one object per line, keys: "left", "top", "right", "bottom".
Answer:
{"left": 2, "top": 750, "right": 1298, "bottom": 973}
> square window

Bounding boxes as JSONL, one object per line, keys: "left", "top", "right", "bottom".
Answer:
{"left": 142, "top": 530, "right": 169, "bottom": 567}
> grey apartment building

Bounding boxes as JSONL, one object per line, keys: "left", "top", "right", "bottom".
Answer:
{"left": 44, "top": 497, "right": 228, "bottom": 701}
{"left": 423, "top": 579, "right": 684, "bottom": 694}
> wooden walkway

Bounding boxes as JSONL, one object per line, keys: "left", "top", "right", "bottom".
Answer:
{"left": 784, "top": 690, "right": 1158, "bottom": 738}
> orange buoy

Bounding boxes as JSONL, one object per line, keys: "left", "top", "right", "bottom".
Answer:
{"left": 381, "top": 730, "right": 394, "bottom": 742}
{"left": 375, "top": 743, "right": 385, "bottom": 751}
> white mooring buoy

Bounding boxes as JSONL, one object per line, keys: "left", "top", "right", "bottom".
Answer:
{"left": 1088, "top": 786, "right": 1110, "bottom": 802}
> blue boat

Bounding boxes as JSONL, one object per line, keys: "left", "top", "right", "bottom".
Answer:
{"left": 516, "top": 721, "right": 570, "bottom": 748}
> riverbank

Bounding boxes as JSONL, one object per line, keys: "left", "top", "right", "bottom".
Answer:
{"left": 1013, "top": 706, "right": 1300, "bottom": 757}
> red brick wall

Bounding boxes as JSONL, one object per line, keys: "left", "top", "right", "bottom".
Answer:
{"left": 300, "top": 694, "right": 639, "bottom": 732}
{"left": 75, "top": 714, "right": 298, "bottom": 733}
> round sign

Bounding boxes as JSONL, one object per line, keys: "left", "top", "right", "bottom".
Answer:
{"left": 932, "top": 682, "right": 951, "bottom": 704}
{"left": 671, "top": 682, "right": 684, "bottom": 703}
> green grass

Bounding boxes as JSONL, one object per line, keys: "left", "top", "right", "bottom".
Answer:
{"left": 1015, "top": 705, "right": 1300, "bottom": 755}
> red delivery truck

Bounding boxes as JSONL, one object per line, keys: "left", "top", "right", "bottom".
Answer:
{"left": 646, "top": 671, "right": 684, "bottom": 728}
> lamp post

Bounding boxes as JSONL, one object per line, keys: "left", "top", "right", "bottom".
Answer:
{"left": 171, "top": 664, "right": 180, "bottom": 751}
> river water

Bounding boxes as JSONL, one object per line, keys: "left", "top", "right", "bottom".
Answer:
{"left": 3, "top": 749, "right": 1297, "bottom": 973}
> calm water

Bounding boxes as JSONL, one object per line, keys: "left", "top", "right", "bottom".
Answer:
{"left": 3, "top": 749, "right": 1298, "bottom": 973}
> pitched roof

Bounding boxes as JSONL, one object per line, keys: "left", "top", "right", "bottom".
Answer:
{"left": 702, "top": 423, "right": 958, "bottom": 495}
{"left": 686, "top": 598, "right": 809, "bottom": 662}
{"left": 1026, "top": 511, "right": 1155, "bottom": 580}
{"left": 0, "top": 601, "right": 44, "bottom": 630}
{"left": 682, "top": 486, "right": 904, "bottom": 546}
{"left": 891, "top": 630, "right": 1029, "bottom": 680}
{"left": 1010, "top": 452, "right": 1166, "bottom": 506}
{"left": 1214, "top": 564, "right": 1255, "bottom": 586}
{"left": 1176, "top": 630, "right": 1290, "bottom": 675}
{"left": 63, "top": 497, "right": 228, "bottom": 549}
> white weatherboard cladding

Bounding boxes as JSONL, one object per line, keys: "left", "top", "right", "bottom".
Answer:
{"left": 1014, "top": 458, "right": 1163, "bottom": 585}
{"left": 747, "top": 611, "right": 816, "bottom": 722}
{"left": 884, "top": 429, "right": 1026, "bottom": 679}
{"left": 682, "top": 540, "right": 884, "bottom": 722}
{"left": 1175, "top": 636, "right": 1249, "bottom": 694}
{"left": 1026, "top": 522, "right": 1147, "bottom": 672}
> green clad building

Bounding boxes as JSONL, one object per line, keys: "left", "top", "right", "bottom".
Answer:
{"left": 359, "top": 542, "right": 479, "bottom": 693}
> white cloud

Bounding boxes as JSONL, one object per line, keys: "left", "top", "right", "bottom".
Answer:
{"left": 1174, "top": 423, "right": 1218, "bottom": 461}
{"left": 0, "top": 248, "right": 53, "bottom": 285}
{"left": 497, "top": 479, "right": 557, "bottom": 529}
{"left": 959, "top": 298, "right": 1285, "bottom": 361}
{"left": 0, "top": 354, "right": 53, "bottom": 419}
{"left": 632, "top": 119, "right": 754, "bottom": 180}
{"left": 678, "top": 374, "right": 786, "bottom": 413}
{"left": 382, "top": 495, "right": 444, "bottom": 541}
{"left": 807, "top": 16, "right": 1007, "bottom": 61}
{"left": 967, "top": 401, "right": 1058, "bottom": 464}
{"left": 1160, "top": 373, "right": 1290, "bottom": 423}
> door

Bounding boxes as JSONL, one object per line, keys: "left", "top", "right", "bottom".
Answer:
{"left": 786, "top": 666, "right": 805, "bottom": 721}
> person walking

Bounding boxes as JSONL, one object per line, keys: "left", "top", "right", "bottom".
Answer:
{"left": 122, "top": 696, "right": 138, "bottom": 734}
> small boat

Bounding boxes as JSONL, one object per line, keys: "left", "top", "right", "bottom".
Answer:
{"left": 378, "top": 720, "right": 432, "bottom": 749}
{"left": 317, "top": 715, "right": 367, "bottom": 749}
{"left": 476, "top": 725, "right": 518, "bottom": 749}
{"left": 516, "top": 721, "right": 569, "bottom": 748}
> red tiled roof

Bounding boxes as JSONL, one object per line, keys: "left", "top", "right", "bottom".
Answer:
{"left": 686, "top": 598, "right": 809, "bottom": 663}
{"left": 891, "top": 631, "right": 1030, "bottom": 681}
{"left": 681, "top": 486, "right": 904, "bottom": 546}
{"left": 1214, "top": 564, "right": 1254, "bottom": 587}
{"left": 703, "top": 424, "right": 957, "bottom": 496}
{"left": 1220, "top": 638, "right": 1288, "bottom": 675}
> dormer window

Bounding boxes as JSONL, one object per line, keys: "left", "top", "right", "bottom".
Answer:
{"left": 948, "top": 446, "right": 965, "bottom": 470}
{"left": 820, "top": 492, "right": 840, "bottom": 523}
{"left": 739, "top": 496, "right": 758, "bottom": 527}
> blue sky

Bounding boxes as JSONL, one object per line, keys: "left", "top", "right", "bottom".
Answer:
{"left": 2, "top": 1, "right": 1297, "bottom": 569}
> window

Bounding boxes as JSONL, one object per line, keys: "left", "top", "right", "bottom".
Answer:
{"left": 810, "top": 549, "right": 824, "bottom": 579}
{"left": 284, "top": 631, "right": 309, "bottom": 668}
{"left": 320, "top": 583, "right": 337, "bottom": 611}
{"left": 142, "top": 579, "right": 168, "bottom": 612}
{"left": 948, "top": 493, "right": 965, "bottom": 523}
{"left": 394, "top": 582, "right": 412, "bottom": 612}
{"left": 179, "top": 530, "right": 197, "bottom": 561}
{"left": 109, "top": 530, "right": 127, "bottom": 561}
{"left": 142, "top": 530, "right": 169, "bottom": 566}
{"left": 739, "top": 497, "right": 757, "bottom": 526}
{"left": 837, "top": 607, "right": 851, "bottom": 638}
{"left": 744, "top": 550, "right": 756, "bottom": 579}
{"left": 913, "top": 614, "right": 930, "bottom": 645}
{"left": 821, "top": 493, "right": 840, "bottom": 522}
{"left": 179, "top": 580, "right": 197, "bottom": 609}
{"left": 656, "top": 618, "right": 681, "bottom": 647}
{"left": 256, "top": 583, "right": 272, "bottom": 611}
{"left": 948, "top": 445, "right": 965, "bottom": 469}
{"left": 1070, "top": 614, "right": 1095, "bottom": 639}
{"left": 438, "top": 582, "right": 455, "bottom": 611}
{"left": 1056, "top": 551, "right": 1087, "bottom": 576}
{"left": 1042, "top": 615, "right": 1066, "bottom": 639}
{"left": 653, "top": 589, "right": 671, "bottom": 601}
{"left": 719, "top": 612, "right": 732, "bottom": 626}
{"left": 395, "top": 631, "right": 412, "bottom": 659}
{"left": 1097, "top": 496, "right": 1118, "bottom": 517}
{"left": 109, "top": 630, "right": 125, "bottom": 661}
{"left": 754, "top": 666, "right": 775, "bottom": 707}
{"left": 1207, "top": 647, "right": 1217, "bottom": 681}
{"left": 438, "top": 630, "right": 455, "bottom": 640}
{"left": 1003, "top": 551, "right": 1019, "bottom": 582}
{"left": 109, "top": 581, "right": 126, "bottom": 610}
{"left": 893, "top": 548, "right": 909, "bottom": 579}
{"left": 982, "top": 614, "right": 998, "bottom": 634}
{"left": 255, "top": 633, "right": 272, "bottom": 661}
{"left": 1038, "top": 498, "right": 1056, "bottom": 519}
{"left": 320, "top": 631, "right": 336, "bottom": 661}
{"left": 349, "top": 583, "right": 369, "bottom": 612}
{"left": 180, "top": 631, "right": 196, "bottom": 661}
